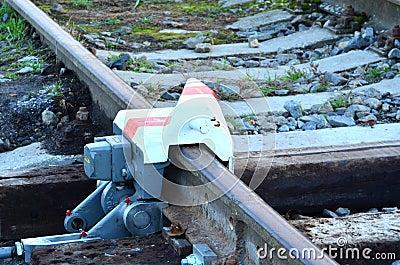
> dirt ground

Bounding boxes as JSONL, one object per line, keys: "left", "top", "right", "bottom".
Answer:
{"left": 32, "top": 0, "right": 258, "bottom": 51}
{"left": 0, "top": 41, "right": 111, "bottom": 155}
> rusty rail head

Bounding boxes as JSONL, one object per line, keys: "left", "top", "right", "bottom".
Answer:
{"left": 7, "top": 0, "right": 152, "bottom": 119}
{"left": 167, "top": 145, "right": 338, "bottom": 265}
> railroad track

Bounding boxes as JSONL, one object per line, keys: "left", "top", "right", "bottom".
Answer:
{"left": 3, "top": 0, "right": 400, "bottom": 264}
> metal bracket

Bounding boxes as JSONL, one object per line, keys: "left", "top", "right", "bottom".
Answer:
{"left": 64, "top": 181, "right": 109, "bottom": 232}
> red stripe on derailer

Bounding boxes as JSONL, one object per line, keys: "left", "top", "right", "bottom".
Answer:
{"left": 181, "top": 85, "right": 217, "bottom": 99}
{"left": 123, "top": 116, "right": 171, "bottom": 139}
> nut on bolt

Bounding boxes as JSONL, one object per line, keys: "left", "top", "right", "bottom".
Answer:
{"left": 76, "top": 107, "right": 89, "bottom": 121}
{"left": 80, "top": 230, "right": 87, "bottom": 237}
{"left": 63, "top": 126, "right": 74, "bottom": 142}
{"left": 124, "top": 197, "right": 132, "bottom": 205}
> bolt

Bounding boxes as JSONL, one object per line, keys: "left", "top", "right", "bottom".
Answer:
{"left": 64, "top": 127, "right": 73, "bottom": 136}
{"left": 66, "top": 209, "right": 72, "bottom": 216}
{"left": 76, "top": 107, "right": 89, "bottom": 121}
{"left": 121, "top": 168, "right": 128, "bottom": 178}
{"left": 310, "top": 2, "right": 318, "bottom": 12}
{"left": 133, "top": 211, "right": 151, "bottom": 229}
{"left": 375, "top": 34, "right": 385, "bottom": 47}
{"left": 83, "top": 132, "right": 93, "bottom": 143}
{"left": 63, "top": 126, "right": 74, "bottom": 142}
{"left": 344, "top": 5, "right": 355, "bottom": 17}
{"left": 391, "top": 25, "right": 400, "bottom": 39}
{"left": 169, "top": 223, "right": 184, "bottom": 237}
{"left": 124, "top": 197, "right": 132, "bottom": 204}
{"left": 295, "top": 0, "right": 302, "bottom": 10}
{"left": 80, "top": 230, "right": 87, "bottom": 237}
{"left": 385, "top": 25, "right": 400, "bottom": 50}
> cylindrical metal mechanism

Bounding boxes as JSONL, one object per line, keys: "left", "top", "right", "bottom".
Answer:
{"left": 0, "top": 247, "right": 14, "bottom": 259}
{"left": 101, "top": 182, "right": 134, "bottom": 213}
{"left": 132, "top": 211, "right": 151, "bottom": 229}
{"left": 123, "top": 202, "right": 167, "bottom": 236}
{"left": 64, "top": 213, "right": 87, "bottom": 232}
{"left": 189, "top": 119, "right": 210, "bottom": 134}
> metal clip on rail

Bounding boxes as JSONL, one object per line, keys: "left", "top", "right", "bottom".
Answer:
{"left": 13, "top": 78, "right": 234, "bottom": 262}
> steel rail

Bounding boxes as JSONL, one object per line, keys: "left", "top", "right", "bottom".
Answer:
{"left": 6, "top": 0, "right": 152, "bottom": 119}
{"left": 166, "top": 145, "right": 338, "bottom": 265}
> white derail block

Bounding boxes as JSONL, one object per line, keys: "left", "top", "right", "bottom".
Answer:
{"left": 114, "top": 78, "right": 234, "bottom": 171}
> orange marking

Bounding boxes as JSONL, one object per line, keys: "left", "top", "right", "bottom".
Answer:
{"left": 182, "top": 85, "right": 217, "bottom": 99}
{"left": 123, "top": 116, "right": 171, "bottom": 138}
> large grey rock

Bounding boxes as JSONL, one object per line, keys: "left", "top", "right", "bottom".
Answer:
{"left": 211, "top": 60, "right": 232, "bottom": 70}
{"left": 256, "top": 116, "right": 276, "bottom": 132}
{"left": 194, "top": 43, "right": 212, "bottom": 53}
{"left": 363, "top": 98, "right": 382, "bottom": 109}
{"left": 388, "top": 48, "right": 400, "bottom": 59}
{"left": 386, "top": 71, "right": 396, "bottom": 79}
{"left": 367, "top": 208, "right": 379, "bottom": 213}
{"left": 324, "top": 72, "right": 347, "bottom": 85}
{"left": 315, "top": 114, "right": 330, "bottom": 129}
{"left": 248, "top": 35, "right": 259, "bottom": 48}
{"left": 322, "top": 209, "right": 338, "bottom": 218}
{"left": 42, "top": 110, "right": 58, "bottom": 126}
{"left": 274, "top": 116, "right": 288, "bottom": 126}
{"left": 302, "top": 121, "right": 317, "bottom": 130}
{"left": 50, "top": 3, "right": 64, "bottom": 13}
{"left": 362, "top": 27, "right": 374, "bottom": 39}
{"left": 252, "top": 32, "right": 273, "bottom": 41}
{"left": 300, "top": 114, "right": 329, "bottom": 129}
{"left": 356, "top": 111, "right": 372, "bottom": 119}
{"left": 310, "top": 101, "right": 334, "bottom": 114}
{"left": 2, "top": 13, "right": 9, "bottom": 23}
{"left": 107, "top": 54, "right": 132, "bottom": 70}
{"left": 345, "top": 105, "right": 371, "bottom": 118}
{"left": 17, "top": 67, "right": 34, "bottom": 74}
{"left": 276, "top": 53, "right": 297, "bottom": 64}
{"left": 183, "top": 32, "right": 205, "bottom": 49}
{"left": 359, "top": 114, "right": 377, "bottom": 123}
{"left": 283, "top": 100, "right": 302, "bottom": 118}
{"left": 327, "top": 115, "right": 355, "bottom": 127}
{"left": 392, "top": 63, "right": 400, "bottom": 70}
{"left": 286, "top": 117, "right": 297, "bottom": 129}
{"left": 278, "top": 124, "right": 290, "bottom": 132}
{"left": 243, "top": 60, "right": 260, "bottom": 68}
{"left": 343, "top": 35, "right": 371, "bottom": 52}
{"left": 335, "top": 207, "right": 350, "bottom": 216}
{"left": 382, "top": 207, "right": 398, "bottom": 212}
{"left": 161, "top": 91, "right": 180, "bottom": 100}
{"left": 364, "top": 87, "right": 382, "bottom": 99}
{"left": 382, "top": 103, "right": 391, "bottom": 112}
